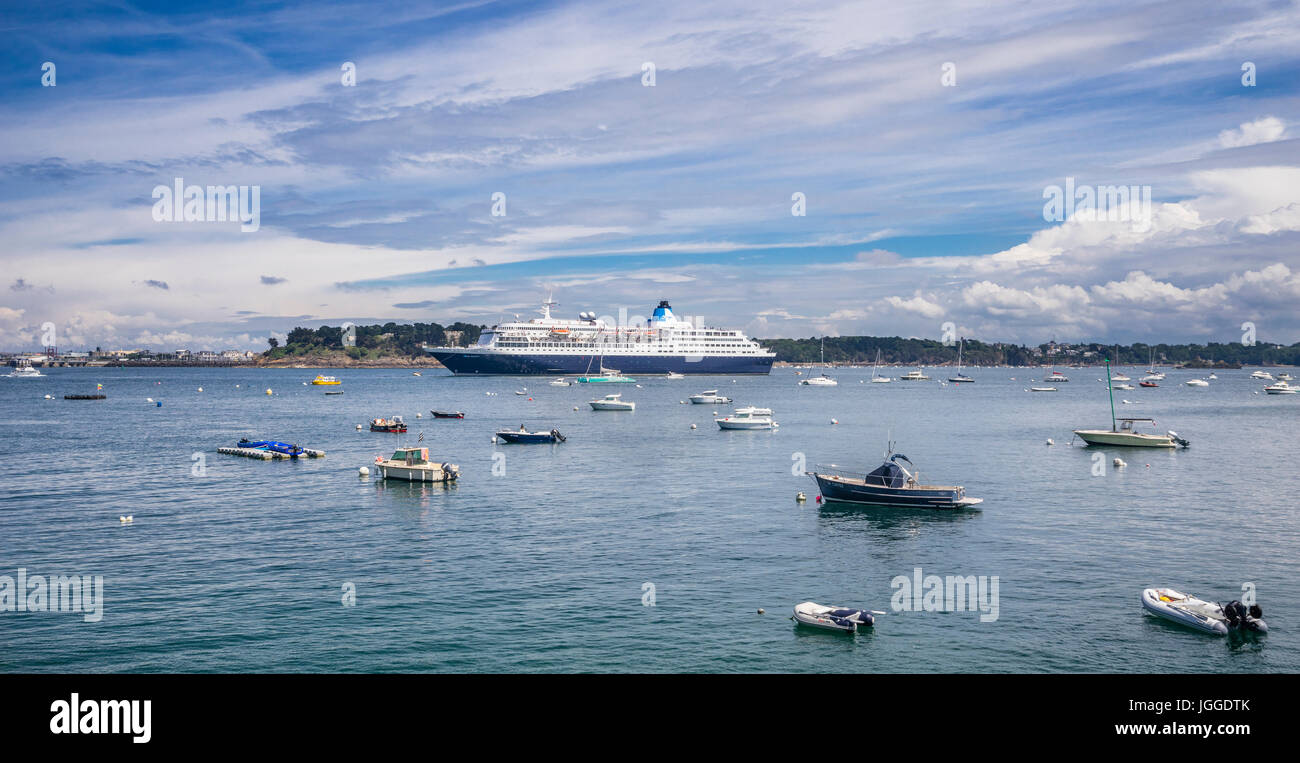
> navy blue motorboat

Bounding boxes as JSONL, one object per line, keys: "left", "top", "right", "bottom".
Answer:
{"left": 807, "top": 449, "right": 982, "bottom": 510}
{"left": 494, "top": 427, "right": 566, "bottom": 444}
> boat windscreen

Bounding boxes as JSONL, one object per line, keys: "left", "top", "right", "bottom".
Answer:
{"left": 865, "top": 461, "right": 906, "bottom": 488}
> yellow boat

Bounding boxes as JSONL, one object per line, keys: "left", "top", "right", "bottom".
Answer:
{"left": 311, "top": 375, "right": 342, "bottom": 385}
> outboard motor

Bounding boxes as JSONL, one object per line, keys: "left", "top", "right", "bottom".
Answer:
{"left": 1167, "top": 430, "right": 1190, "bottom": 448}
{"left": 551, "top": 428, "right": 566, "bottom": 442}
{"left": 1222, "top": 600, "right": 1245, "bottom": 628}
{"left": 1222, "top": 601, "right": 1266, "bottom": 632}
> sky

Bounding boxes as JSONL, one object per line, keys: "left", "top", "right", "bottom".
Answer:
{"left": 1, "top": 0, "right": 1299, "bottom": 351}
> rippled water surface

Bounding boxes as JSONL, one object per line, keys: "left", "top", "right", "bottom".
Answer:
{"left": 1, "top": 366, "right": 1295, "bottom": 672}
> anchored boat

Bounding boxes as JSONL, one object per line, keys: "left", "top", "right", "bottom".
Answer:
{"left": 689, "top": 389, "right": 732, "bottom": 404}
{"left": 424, "top": 296, "right": 774, "bottom": 375}
{"left": 1074, "top": 359, "right": 1188, "bottom": 447}
{"left": 1141, "top": 588, "right": 1266, "bottom": 636}
{"left": 431, "top": 410, "right": 465, "bottom": 418}
{"left": 311, "top": 375, "right": 341, "bottom": 385}
{"left": 716, "top": 406, "right": 775, "bottom": 430}
{"left": 495, "top": 427, "right": 566, "bottom": 444}
{"left": 807, "top": 448, "right": 982, "bottom": 509}
{"left": 589, "top": 393, "right": 635, "bottom": 411}
{"left": 793, "top": 602, "right": 875, "bottom": 633}
{"left": 370, "top": 416, "right": 408, "bottom": 433}
{"left": 948, "top": 340, "right": 974, "bottom": 383}
{"left": 374, "top": 446, "right": 458, "bottom": 482}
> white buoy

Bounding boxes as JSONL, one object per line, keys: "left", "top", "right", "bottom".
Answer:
{"left": 831, "top": 418, "right": 838, "bottom": 425}
{"left": 356, "top": 424, "right": 363, "bottom": 430}
{"left": 680, "top": 400, "right": 685, "bottom": 404}
{"left": 119, "top": 515, "right": 133, "bottom": 524}
{"left": 146, "top": 397, "right": 154, "bottom": 403}
{"left": 1113, "top": 458, "right": 1126, "bottom": 468}
{"left": 44, "top": 394, "right": 52, "bottom": 399}
{"left": 415, "top": 413, "right": 422, "bottom": 418}
{"left": 758, "top": 608, "right": 765, "bottom": 614}
{"left": 197, "top": 387, "right": 203, "bottom": 392}
{"left": 359, "top": 466, "right": 369, "bottom": 476}
{"left": 690, "top": 423, "right": 697, "bottom": 429}
{"left": 573, "top": 406, "right": 579, "bottom": 411}
{"left": 1046, "top": 438, "right": 1054, "bottom": 446}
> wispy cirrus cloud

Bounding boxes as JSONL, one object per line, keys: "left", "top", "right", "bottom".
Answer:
{"left": 0, "top": 0, "right": 1298, "bottom": 350}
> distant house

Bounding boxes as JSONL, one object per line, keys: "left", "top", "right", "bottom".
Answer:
{"left": 444, "top": 330, "right": 464, "bottom": 346}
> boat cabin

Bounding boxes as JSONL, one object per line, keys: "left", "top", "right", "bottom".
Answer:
{"left": 390, "top": 447, "right": 430, "bottom": 464}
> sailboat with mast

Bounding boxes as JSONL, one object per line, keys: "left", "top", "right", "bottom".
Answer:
{"left": 576, "top": 355, "right": 636, "bottom": 383}
{"left": 1110, "top": 344, "right": 1131, "bottom": 381}
{"left": 870, "top": 348, "right": 892, "bottom": 383}
{"left": 1073, "top": 357, "right": 1189, "bottom": 448}
{"left": 1141, "top": 347, "right": 1165, "bottom": 381}
{"left": 948, "top": 339, "right": 973, "bottom": 383}
{"left": 800, "top": 337, "right": 838, "bottom": 385}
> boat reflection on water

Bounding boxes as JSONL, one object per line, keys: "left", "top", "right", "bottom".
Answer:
{"left": 373, "top": 477, "right": 460, "bottom": 512}
{"left": 813, "top": 499, "right": 978, "bottom": 538}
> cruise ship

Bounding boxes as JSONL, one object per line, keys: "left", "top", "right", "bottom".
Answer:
{"left": 425, "top": 298, "right": 775, "bottom": 375}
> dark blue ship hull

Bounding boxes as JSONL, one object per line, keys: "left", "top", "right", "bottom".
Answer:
{"left": 810, "top": 473, "right": 971, "bottom": 509}
{"left": 428, "top": 350, "right": 773, "bottom": 375}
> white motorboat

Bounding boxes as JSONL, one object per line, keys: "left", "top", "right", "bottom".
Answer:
{"left": 899, "top": 368, "right": 929, "bottom": 381}
{"left": 6, "top": 359, "right": 43, "bottom": 378}
{"left": 1263, "top": 382, "right": 1297, "bottom": 395}
{"left": 549, "top": 378, "right": 572, "bottom": 386}
{"left": 1277, "top": 372, "right": 1294, "bottom": 381}
{"left": 716, "top": 406, "right": 775, "bottom": 430}
{"left": 664, "top": 371, "right": 685, "bottom": 379}
{"left": 1140, "top": 588, "right": 1266, "bottom": 636}
{"left": 792, "top": 602, "right": 874, "bottom": 633}
{"left": 1208, "top": 373, "right": 1218, "bottom": 380}
{"left": 373, "top": 446, "right": 459, "bottom": 483}
{"left": 800, "top": 374, "right": 837, "bottom": 386}
{"left": 1030, "top": 386, "right": 1057, "bottom": 392}
{"left": 1250, "top": 370, "right": 1274, "bottom": 380}
{"left": 689, "top": 389, "right": 732, "bottom": 404}
{"left": 1111, "top": 373, "right": 1131, "bottom": 382}
{"left": 589, "top": 393, "right": 635, "bottom": 411}
{"left": 1046, "top": 370, "right": 1069, "bottom": 383}
{"left": 1185, "top": 379, "right": 1209, "bottom": 387}
{"left": 1074, "top": 418, "right": 1187, "bottom": 447}
{"left": 869, "top": 349, "right": 891, "bottom": 383}
{"left": 1112, "top": 383, "right": 1135, "bottom": 390}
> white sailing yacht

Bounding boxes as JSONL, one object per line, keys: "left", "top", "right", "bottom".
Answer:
{"left": 948, "top": 339, "right": 973, "bottom": 383}
{"left": 800, "top": 337, "right": 837, "bottom": 385}
{"left": 870, "top": 349, "right": 892, "bottom": 383}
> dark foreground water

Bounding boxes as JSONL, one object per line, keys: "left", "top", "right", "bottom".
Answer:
{"left": 1, "top": 365, "right": 1296, "bottom": 672}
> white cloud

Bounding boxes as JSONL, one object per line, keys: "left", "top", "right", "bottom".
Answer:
{"left": 1218, "top": 116, "right": 1286, "bottom": 149}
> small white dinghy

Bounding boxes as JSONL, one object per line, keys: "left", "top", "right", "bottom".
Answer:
{"left": 792, "top": 602, "right": 875, "bottom": 633}
{"left": 1140, "top": 588, "right": 1267, "bottom": 636}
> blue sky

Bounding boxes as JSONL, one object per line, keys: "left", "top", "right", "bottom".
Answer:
{"left": 2, "top": 0, "right": 1299, "bottom": 351}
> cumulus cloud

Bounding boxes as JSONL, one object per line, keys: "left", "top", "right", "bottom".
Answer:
{"left": 1218, "top": 117, "right": 1286, "bottom": 149}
